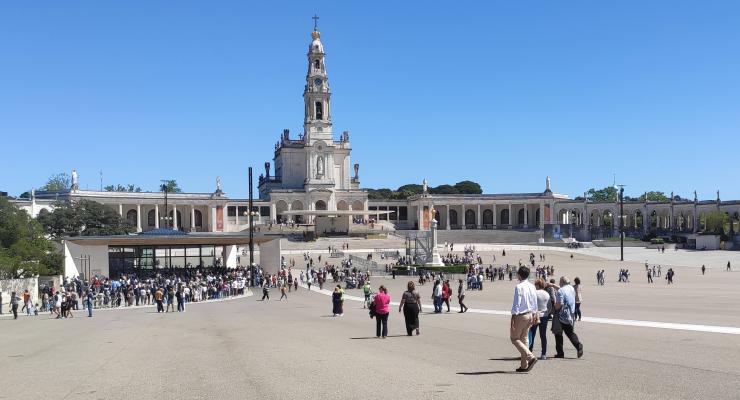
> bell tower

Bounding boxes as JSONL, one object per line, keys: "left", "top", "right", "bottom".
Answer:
{"left": 303, "top": 16, "right": 332, "bottom": 144}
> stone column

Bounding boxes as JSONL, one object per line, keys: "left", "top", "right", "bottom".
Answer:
{"left": 173, "top": 204, "right": 178, "bottom": 230}
{"left": 446, "top": 205, "right": 451, "bottom": 230}
{"left": 155, "top": 205, "right": 160, "bottom": 229}
{"left": 118, "top": 204, "right": 123, "bottom": 216}
{"left": 508, "top": 203, "right": 512, "bottom": 228}
{"left": 235, "top": 205, "right": 240, "bottom": 226}
{"left": 492, "top": 203, "right": 497, "bottom": 228}
{"left": 136, "top": 204, "right": 142, "bottom": 232}
{"left": 524, "top": 203, "right": 528, "bottom": 227}
{"left": 476, "top": 204, "right": 481, "bottom": 229}
{"left": 271, "top": 203, "right": 277, "bottom": 224}
{"left": 539, "top": 201, "right": 545, "bottom": 229}
{"left": 461, "top": 204, "right": 466, "bottom": 230}
{"left": 190, "top": 205, "right": 195, "bottom": 231}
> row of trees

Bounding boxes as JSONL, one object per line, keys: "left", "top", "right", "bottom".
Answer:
{"left": 37, "top": 200, "right": 134, "bottom": 238}
{"left": 366, "top": 181, "right": 482, "bottom": 200}
{"left": 19, "top": 172, "right": 182, "bottom": 197}
{"left": 575, "top": 187, "right": 686, "bottom": 203}
{"left": 0, "top": 197, "right": 63, "bottom": 278}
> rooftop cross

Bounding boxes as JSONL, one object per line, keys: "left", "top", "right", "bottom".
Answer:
{"left": 312, "top": 14, "right": 319, "bottom": 31}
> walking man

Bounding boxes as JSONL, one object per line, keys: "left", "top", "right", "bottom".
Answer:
{"left": 510, "top": 266, "right": 539, "bottom": 373}
{"left": 261, "top": 281, "right": 270, "bottom": 301}
{"left": 728, "top": 261, "right": 731, "bottom": 272}
{"left": 647, "top": 269, "right": 653, "bottom": 283}
{"left": 85, "top": 290, "right": 94, "bottom": 317}
{"left": 10, "top": 291, "right": 20, "bottom": 320}
{"left": 457, "top": 279, "right": 468, "bottom": 313}
{"left": 701, "top": 265, "right": 706, "bottom": 275}
{"left": 552, "top": 276, "right": 584, "bottom": 359}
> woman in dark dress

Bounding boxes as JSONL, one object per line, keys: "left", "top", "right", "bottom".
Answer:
{"left": 332, "top": 287, "right": 343, "bottom": 317}
{"left": 398, "top": 281, "right": 422, "bottom": 336}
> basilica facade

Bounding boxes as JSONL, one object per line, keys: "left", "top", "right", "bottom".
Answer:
{"left": 257, "top": 27, "right": 368, "bottom": 223}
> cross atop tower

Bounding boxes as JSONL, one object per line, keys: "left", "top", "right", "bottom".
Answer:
{"left": 312, "top": 14, "right": 319, "bottom": 31}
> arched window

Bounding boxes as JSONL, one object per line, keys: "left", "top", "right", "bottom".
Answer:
{"left": 482, "top": 209, "right": 493, "bottom": 226}
{"left": 315, "top": 101, "right": 323, "bottom": 120}
{"left": 314, "top": 59, "right": 320, "bottom": 70}
{"left": 126, "top": 209, "right": 137, "bottom": 226}
{"left": 315, "top": 200, "right": 327, "bottom": 211}
{"left": 517, "top": 209, "right": 525, "bottom": 225}
{"left": 500, "top": 209, "right": 510, "bottom": 225}
{"left": 465, "top": 210, "right": 476, "bottom": 227}
{"left": 194, "top": 210, "right": 203, "bottom": 227}
{"left": 147, "top": 210, "right": 156, "bottom": 227}
{"left": 449, "top": 209, "right": 458, "bottom": 226}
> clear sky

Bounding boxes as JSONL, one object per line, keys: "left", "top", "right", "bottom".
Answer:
{"left": 1, "top": 1, "right": 739, "bottom": 200}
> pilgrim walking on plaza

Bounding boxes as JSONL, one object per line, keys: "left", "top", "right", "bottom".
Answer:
{"left": 510, "top": 266, "right": 539, "bottom": 372}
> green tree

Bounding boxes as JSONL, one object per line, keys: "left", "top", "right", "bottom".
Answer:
{"left": 0, "top": 197, "right": 63, "bottom": 278}
{"left": 703, "top": 211, "right": 728, "bottom": 234}
{"left": 37, "top": 200, "right": 134, "bottom": 238}
{"left": 396, "top": 184, "right": 423, "bottom": 194}
{"left": 638, "top": 191, "right": 670, "bottom": 202}
{"left": 586, "top": 186, "right": 618, "bottom": 202}
{"left": 160, "top": 180, "right": 182, "bottom": 193}
{"left": 42, "top": 172, "right": 71, "bottom": 191}
{"left": 429, "top": 184, "right": 459, "bottom": 195}
{"left": 453, "top": 181, "right": 483, "bottom": 194}
{"left": 105, "top": 184, "right": 142, "bottom": 192}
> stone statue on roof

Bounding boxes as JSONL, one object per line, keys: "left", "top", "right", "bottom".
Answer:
{"left": 71, "top": 169, "right": 79, "bottom": 191}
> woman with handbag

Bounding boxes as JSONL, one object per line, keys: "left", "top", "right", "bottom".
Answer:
{"left": 399, "top": 281, "right": 421, "bottom": 336}
{"left": 374, "top": 285, "right": 391, "bottom": 338}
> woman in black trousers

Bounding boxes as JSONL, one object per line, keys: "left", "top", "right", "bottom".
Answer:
{"left": 398, "top": 281, "right": 421, "bottom": 336}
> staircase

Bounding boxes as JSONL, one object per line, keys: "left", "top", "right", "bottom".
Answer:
{"left": 395, "top": 229, "right": 542, "bottom": 245}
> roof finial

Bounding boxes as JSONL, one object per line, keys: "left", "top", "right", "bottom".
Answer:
{"left": 312, "top": 14, "right": 320, "bottom": 31}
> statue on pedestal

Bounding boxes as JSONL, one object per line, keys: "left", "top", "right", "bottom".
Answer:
{"left": 422, "top": 178, "right": 428, "bottom": 195}
{"left": 71, "top": 169, "right": 79, "bottom": 191}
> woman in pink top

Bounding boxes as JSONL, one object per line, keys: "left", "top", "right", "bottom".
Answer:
{"left": 374, "top": 285, "right": 391, "bottom": 338}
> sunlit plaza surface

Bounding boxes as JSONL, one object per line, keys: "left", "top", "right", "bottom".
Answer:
{"left": 2, "top": 245, "right": 739, "bottom": 400}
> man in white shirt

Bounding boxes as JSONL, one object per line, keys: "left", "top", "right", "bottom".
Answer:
{"left": 510, "top": 266, "right": 539, "bottom": 372}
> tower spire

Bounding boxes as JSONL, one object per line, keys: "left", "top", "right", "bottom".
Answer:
{"left": 303, "top": 20, "right": 332, "bottom": 143}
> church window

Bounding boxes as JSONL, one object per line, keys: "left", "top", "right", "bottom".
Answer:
{"left": 315, "top": 101, "right": 323, "bottom": 120}
{"left": 314, "top": 59, "right": 320, "bottom": 70}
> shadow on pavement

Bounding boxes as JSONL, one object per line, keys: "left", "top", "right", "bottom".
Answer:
{"left": 349, "top": 335, "right": 408, "bottom": 339}
{"left": 457, "top": 371, "right": 520, "bottom": 375}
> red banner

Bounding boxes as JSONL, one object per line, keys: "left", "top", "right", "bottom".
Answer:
{"left": 216, "top": 206, "right": 224, "bottom": 231}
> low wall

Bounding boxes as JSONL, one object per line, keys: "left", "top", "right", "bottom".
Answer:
{"left": 0, "top": 277, "right": 39, "bottom": 310}
{"left": 592, "top": 240, "right": 647, "bottom": 248}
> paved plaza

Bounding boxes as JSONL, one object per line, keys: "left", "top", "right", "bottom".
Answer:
{"left": 2, "top": 246, "right": 740, "bottom": 400}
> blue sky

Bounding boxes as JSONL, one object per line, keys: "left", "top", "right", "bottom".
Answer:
{"left": 1, "top": 1, "right": 739, "bottom": 200}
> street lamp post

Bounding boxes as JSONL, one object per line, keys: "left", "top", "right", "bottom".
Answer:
{"left": 620, "top": 190, "right": 624, "bottom": 262}
{"left": 247, "top": 167, "right": 255, "bottom": 287}
{"left": 160, "top": 179, "right": 174, "bottom": 229}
